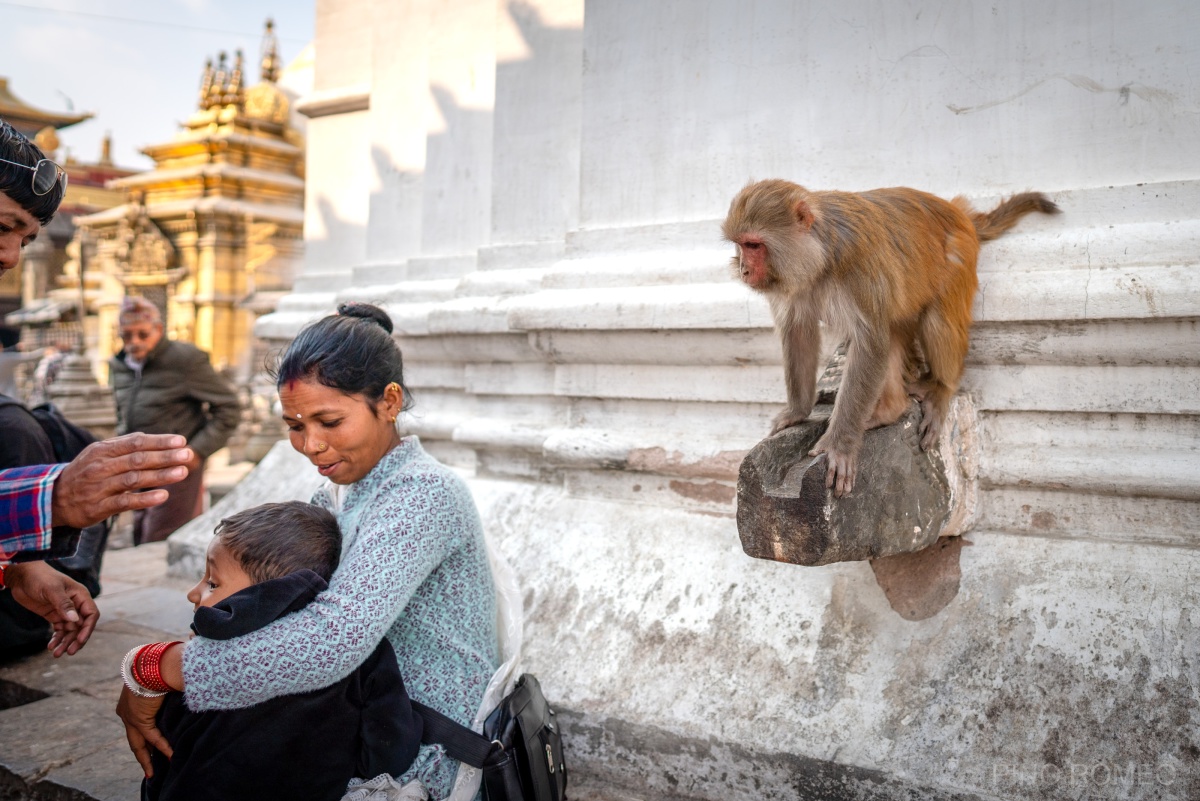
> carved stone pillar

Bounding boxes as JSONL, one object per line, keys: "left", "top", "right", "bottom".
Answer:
{"left": 47, "top": 353, "right": 118, "bottom": 440}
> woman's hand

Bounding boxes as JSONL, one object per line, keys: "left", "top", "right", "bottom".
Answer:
{"left": 115, "top": 686, "right": 171, "bottom": 776}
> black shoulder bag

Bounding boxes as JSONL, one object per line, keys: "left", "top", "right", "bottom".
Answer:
{"left": 413, "top": 674, "right": 567, "bottom": 801}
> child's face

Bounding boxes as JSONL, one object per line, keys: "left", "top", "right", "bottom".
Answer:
{"left": 186, "top": 537, "right": 255, "bottom": 610}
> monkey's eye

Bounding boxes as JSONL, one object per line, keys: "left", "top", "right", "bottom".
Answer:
{"left": 741, "top": 241, "right": 763, "bottom": 250}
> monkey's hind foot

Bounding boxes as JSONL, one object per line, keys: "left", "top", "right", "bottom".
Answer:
{"left": 907, "top": 379, "right": 950, "bottom": 450}
{"left": 917, "top": 396, "right": 946, "bottom": 451}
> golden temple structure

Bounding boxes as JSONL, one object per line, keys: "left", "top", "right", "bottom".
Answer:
{"left": 73, "top": 20, "right": 305, "bottom": 380}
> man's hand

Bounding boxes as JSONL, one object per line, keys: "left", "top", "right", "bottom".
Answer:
{"left": 51, "top": 433, "right": 193, "bottom": 530}
{"left": 181, "top": 448, "right": 204, "bottom": 474}
{"left": 4, "top": 561, "right": 99, "bottom": 656}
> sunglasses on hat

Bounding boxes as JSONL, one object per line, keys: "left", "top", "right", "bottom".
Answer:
{"left": 0, "top": 156, "right": 68, "bottom": 196}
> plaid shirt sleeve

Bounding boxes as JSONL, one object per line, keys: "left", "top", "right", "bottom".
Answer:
{"left": 1, "top": 464, "right": 66, "bottom": 563}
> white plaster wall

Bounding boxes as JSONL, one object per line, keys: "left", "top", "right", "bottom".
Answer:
{"left": 489, "top": 0, "right": 583, "bottom": 258}
{"left": 297, "top": 0, "right": 374, "bottom": 286}
{"left": 419, "top": 0, "right": 496, "bottom": 261}
{"left": 312, "top": 0, "right": 372, "bottom": 93}
{"left": 248, "top": 1, "right": 1200, "bottom": 799}
{"left": 578, "top": 1, "right": 1200, "bottom": 227}
{"left": 302, "top": 110, "right": 370, "bottom": 278}
{"left": 362, "top": 0, "right": 430, "bottom": 271}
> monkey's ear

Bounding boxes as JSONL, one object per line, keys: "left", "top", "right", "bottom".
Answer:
{"left": 793, "top": 200, "right": 814, "bottom": 232}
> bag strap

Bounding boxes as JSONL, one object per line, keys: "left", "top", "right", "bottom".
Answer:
{"left": 411, "top": 700, "right": 497, "bottom": 770}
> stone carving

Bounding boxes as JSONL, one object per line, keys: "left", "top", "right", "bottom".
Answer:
{"left": 116, "top": 209, "right": 176, "bottom": 278}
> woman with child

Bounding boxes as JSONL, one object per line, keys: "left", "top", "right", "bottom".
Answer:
{"left": 117, "top": 302, "right": 500, "bottom": 800}
{"left": 140, "top": 501, "right": 423, "bottom": 801}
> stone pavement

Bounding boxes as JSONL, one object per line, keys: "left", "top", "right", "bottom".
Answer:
{"left": 0, "top": 542, "right": 194, "bottom": 801}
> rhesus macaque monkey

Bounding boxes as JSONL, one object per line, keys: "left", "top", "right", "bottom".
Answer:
{"left": 723, "top": 179, "right": 1059, "bottom": 497}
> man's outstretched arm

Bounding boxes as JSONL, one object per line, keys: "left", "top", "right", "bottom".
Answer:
{"left": 1, "top": 432, "right": 193, "bottom": 655}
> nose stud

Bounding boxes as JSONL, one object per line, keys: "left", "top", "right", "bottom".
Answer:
{"left": 315, "top": 442, "right": 328, "bottom": 453}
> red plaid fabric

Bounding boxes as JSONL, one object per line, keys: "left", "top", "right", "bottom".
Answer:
{"left": 0, "top": 463, "right": 64, "bottom": 562}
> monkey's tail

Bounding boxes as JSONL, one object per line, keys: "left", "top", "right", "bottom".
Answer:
{"left": 968, "top": 192, "right": 1061, "bottom": 242}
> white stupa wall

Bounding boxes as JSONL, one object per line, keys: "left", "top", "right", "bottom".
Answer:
{"left": 252, "top": 2, "right": 1200, "bottom": 799}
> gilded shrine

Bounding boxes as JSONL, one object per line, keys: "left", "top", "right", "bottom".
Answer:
{"left": 73, "top": 21, "right": 304, "bottom": 382}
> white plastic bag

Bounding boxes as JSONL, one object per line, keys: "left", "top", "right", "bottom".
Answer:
{"left": 342, "top": 775, "right": 429, "bottom": 801}
{"left": 444, "top": 528, "right": 524, "bottom": 801}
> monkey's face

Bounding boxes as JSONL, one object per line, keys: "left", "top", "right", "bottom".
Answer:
{"left": 724, "top": 179, "right": 805, "bottom": 293}
{"left": 732, "top": 238, "right": 775, "bottom": 291}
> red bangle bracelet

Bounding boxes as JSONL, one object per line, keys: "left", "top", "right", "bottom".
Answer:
{"left": 131, "top": 641, "right": 182, "bottom": 694}
{"left": 137, "top": 642, "right": 172, "bottom": 693}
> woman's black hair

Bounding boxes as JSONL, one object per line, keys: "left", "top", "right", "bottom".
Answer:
{"left": 0, "top": 120, "right": 65, "bottom": 226}
{"left": 273, "top": 301, "right": 414, "bottom": 411}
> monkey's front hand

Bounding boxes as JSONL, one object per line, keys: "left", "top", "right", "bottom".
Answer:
{"left": 809, "top": 432, "right": 860, "bottom": 498}
{"left": 769, "top": 407, "right": 811, "bottom": 436}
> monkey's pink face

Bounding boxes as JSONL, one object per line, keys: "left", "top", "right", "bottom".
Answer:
{"left": 736, "top": 239, "right": 773, "bottom": 290}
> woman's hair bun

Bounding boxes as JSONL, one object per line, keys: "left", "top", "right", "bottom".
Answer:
{"left": 336, "top": 302, "right": 394, "bottom": 335}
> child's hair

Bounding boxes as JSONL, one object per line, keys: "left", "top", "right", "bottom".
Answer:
{"left": 214, "top": 501, "right": 341, "bottom": 583}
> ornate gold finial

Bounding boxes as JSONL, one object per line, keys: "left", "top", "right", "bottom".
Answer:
{"left": 208, "top": 51, "right": 228, "bottom": 108}
{"left": 33, "top": 126, "right": 60, "bottom": 158}
{"left": 224, "top": 49, "right": 245, "bottom": 107}
{"left": 199, "top": 57, "right": 214, "bottom": 110}
{"left": 260, "top": 18, "right": 280, "bottom": 84}
{"left": 99, "top": 132, "right": 113, "bottom": 166}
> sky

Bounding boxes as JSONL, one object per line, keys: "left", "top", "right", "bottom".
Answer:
{"left": 0, "top": 0, "right": 314, "bottom": 169}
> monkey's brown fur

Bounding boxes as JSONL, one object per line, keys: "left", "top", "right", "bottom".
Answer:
{"left": 723, "top": 179, "right": 1059, "bottom": 497}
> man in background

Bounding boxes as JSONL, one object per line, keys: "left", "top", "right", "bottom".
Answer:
{"left": 110, "top": 296, "right": 240, "bottom": 545}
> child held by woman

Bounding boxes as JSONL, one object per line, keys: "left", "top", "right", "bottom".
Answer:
{"left": 126, "top": 501, "right": 423, "bottom": 801}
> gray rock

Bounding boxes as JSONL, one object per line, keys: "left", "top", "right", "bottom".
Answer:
{"left": 39, "top": 740, "right": 145, "bottom": 801}
{"left": 736, "top": 402, "right": 951, "bottom": 566}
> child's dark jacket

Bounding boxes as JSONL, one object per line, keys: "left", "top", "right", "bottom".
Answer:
{"left": 143, "top": 569, "right": 422, "bottom": 801}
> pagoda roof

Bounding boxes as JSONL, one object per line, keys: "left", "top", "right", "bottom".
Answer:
{"left": 108, "top": 162, "right": 304, "bottom": 192}
{"left": 0, "top": 78, "right": 91, "bottom": 136}
{"left": 76, "top": 196, "right": 304, "bottom": 227}
{"left": 141, "top": 128, "right": 302, "bottom": 159}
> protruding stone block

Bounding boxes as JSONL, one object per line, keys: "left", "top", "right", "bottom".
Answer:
{"left": 736, "top": 402, "right": 952, "bottom": 566}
